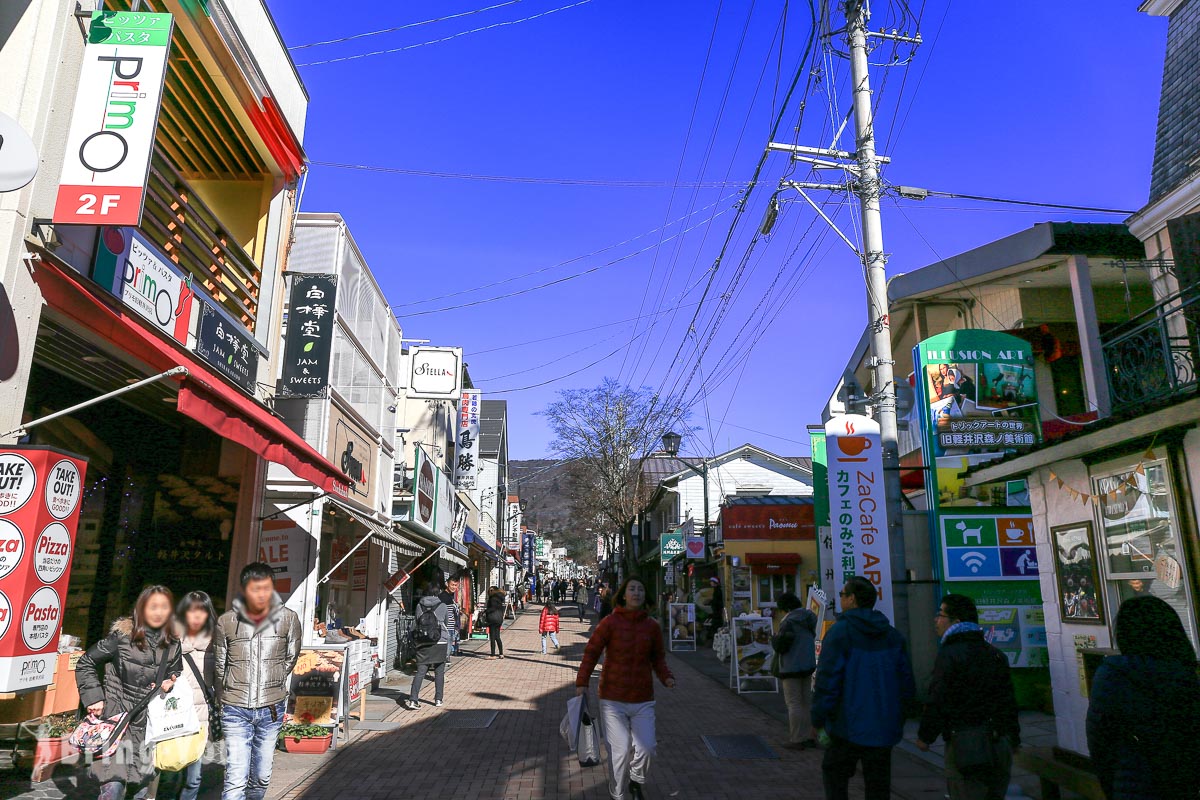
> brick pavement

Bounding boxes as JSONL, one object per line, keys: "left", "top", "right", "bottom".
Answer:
{"left": 270, "top": 605, "right": 876, "bottom": 800}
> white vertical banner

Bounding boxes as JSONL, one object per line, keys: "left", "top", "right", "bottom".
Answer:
{"left": 824, "top": 414, "right": 893, "bottom": 621}
{"left": 454, "top": 389, "right": 481, "bottom": 490}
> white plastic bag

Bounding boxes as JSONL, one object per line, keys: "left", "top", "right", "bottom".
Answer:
{"left": 145, "top": 670, "right": 201, "bottom": 745}
{"left": 560, "top": 694, "right": 584, "bottom": 751}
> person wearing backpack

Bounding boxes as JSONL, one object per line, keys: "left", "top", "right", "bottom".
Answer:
{"left": 485, "top": 586, "right": 507, "bottom": 659}
{"left": 540, "top": 603, "right": 561, "bottom": 654}
{"left": 405, "top": 585, "right": 450, "bottom": 710}
{"left": 772, "top": 592, "right": 819, "bottom": 750}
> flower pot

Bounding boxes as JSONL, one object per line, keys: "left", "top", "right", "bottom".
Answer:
{"left": 282, "top": 734, "right": 332, "bottom": 754}
{"left": 35, "top": 736, "right": 76, "bottom": 766}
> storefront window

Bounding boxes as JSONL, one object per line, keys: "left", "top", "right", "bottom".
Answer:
{"left": 1092, "top": 458, "right": 1197, "bottom": 647}
{"left": 756, "top": 574, "right": 795, "bottom": 607}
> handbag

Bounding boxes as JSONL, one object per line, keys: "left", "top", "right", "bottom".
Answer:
{"left": 69, "top": 640, "right": 171, "bottom": 758}
{"left": 950, "top": 725, "right": 999, "bottom": 774}
{"left": 184, "top": 653, "right": 224, "bottom": 742}
{"left": 154, "top": 728, "right": 207, "bottom": 772}
{"left": 146, "top": 663, "right": 201, "bottom": 745}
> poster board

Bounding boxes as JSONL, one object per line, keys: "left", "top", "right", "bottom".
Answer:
{"left": 288, "top": 646, "right": 345, "bottom": 726}
{"left": 729, "top": 617, "right": 778, "bottom": 694}
{"left": 668, "top": 603, "right": 696, "bottom": 652}
{"left": 345, "top": 638, "right": 373, "bottom": 704}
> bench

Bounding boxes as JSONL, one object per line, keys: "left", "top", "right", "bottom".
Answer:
{"left": 1014, "top": 746, "right": 1105, "bottom": 800}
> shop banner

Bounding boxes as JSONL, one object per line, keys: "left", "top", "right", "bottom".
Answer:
{"left": 720, "top": 502, "right": 815, "bottom": 540}
{"left": 685, "top": 534, "right": 705, "bottom": 559}
{"left": 329, "top": 407, "right": 376, "bottom": 507}
{"left": 669, "top": 603, "right": 696, "bottom": 652}
{"left": 824, "top": 414, "right": 893, "bottom": 620}
{"left": 454, "top": 390, "right": 481, "bottom": 490}
{"left": 53, "top": 11, "right": 174, "bottom": 226}
{"left": 729, "top": 617, "right": 777, "bottom": 694}
{"left": 407, "top": 346, "right": 463, "bottom": 399}
{"left": 280, "top": 274, "right": 337, "bottom": 398}
{"left": 522, "top": 532, "right": 536, "bottom": 575}
{"left": 194, "top": 302, "right": 257, "bottom": 394}
{"left": 660, "top": 531, "right": 684, "bottom": 566}
{"left": 258, "top": 518, "right": 310, "bottom": 599}
{"left": 535, "top": 536, "right": 549, "bottom": 560}
{"left": 92, "top": 227, "right": 196, "bottom": 345}
{"left": 0, "top": 447, "right": 88, "bottom": 691}
{"left": 913, "top": 329, "right": 1046, "bottom": 666}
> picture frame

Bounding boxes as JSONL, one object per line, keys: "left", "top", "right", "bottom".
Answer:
{"left": 1051, "top": 521, "right": 1105, "bottom": 625}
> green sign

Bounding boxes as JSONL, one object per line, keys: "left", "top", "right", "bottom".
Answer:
{"left": 913, "top": 329, "right": 1047, "bottom": 666}
{"left": 660, "top": 531, "right": 685, "bottom": 566}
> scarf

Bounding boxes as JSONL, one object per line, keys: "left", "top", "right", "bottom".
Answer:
{"left": 941, "top": 620, "right": 982, "bottom": 644}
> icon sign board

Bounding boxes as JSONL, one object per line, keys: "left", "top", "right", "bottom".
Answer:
{"left": 53, "top": 11, "right": 174, "bottom": 226}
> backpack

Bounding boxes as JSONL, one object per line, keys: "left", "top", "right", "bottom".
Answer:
{"left": 414, "top": 605, "right": 441, "bottom": 645}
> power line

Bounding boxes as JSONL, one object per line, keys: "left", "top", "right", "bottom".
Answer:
{"left": 309, "top": 160, "right": 748, "bottom": 189}
{"left": 470, "top": 300, "right": 704, "bottom": 355}
{"left": 907, "top": 189, "right": 1134, "bottom": 215}
{"left": 289, "top": 0, "right": 524, "bottom": 50}
{"left": 295, "top": 0, "right": 598, "bottom": 67}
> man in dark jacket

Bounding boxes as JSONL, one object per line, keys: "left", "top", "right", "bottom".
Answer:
{"left": 916, "top": 594, "right": 1019, "bottom": 800}
{"left": 215, "top": 562, "right": 303, "bottom": 800}
{"left": 812, "top": 576, "right": 916, "bottom": 800}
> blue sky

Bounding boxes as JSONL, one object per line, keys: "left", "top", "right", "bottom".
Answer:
{"left": 271, "top": 0, "right": 1167, "bottom": 460}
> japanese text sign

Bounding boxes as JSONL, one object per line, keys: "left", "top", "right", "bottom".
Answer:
{"left": 660, "top": 531, "right": 685, "bottom": 566}
{"left": 0, "top": 447, "right": 89, "bottom": 692}
{"left": 824, "top": 414, "right": 893, "bottom": 621}
{"left": 195, "top": 302, "right": 258, "bottom": 393}
{"left": 54, "top": 12, "right": 173, "bottom": 226}
{"left": 454, "top": 390, "right": 482, "bottom": 490}
{"left": 92, "top": 227, "right": 196, "bottom": 345}
{"left": 280, "top": 274, "right": 337, "bottom": 398}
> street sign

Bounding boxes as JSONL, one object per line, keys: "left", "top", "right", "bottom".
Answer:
{"left": 0, "top": 112, "right": 38, "bottom": 193}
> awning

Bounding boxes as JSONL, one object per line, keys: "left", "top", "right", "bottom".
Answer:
{"left": 464, "top": 528, "right": 500, "bottom": 561}
{"left": 441, "top": 547, "right": 468, "bottom": 568}
{"left": 745, "top": 552, "right": 803, "bottom": 575}
{"left": 639, "top": 545, "right": 660, "bottom": 565}
{"left": 328, "top": 497, "right": 423, "bottom": 557}
{"left": 33, "top": 257, "right": 350, "bottom": 495}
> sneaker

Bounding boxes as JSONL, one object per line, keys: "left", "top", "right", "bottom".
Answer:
{"left": 629, "top": 780, "right": 645, "bottom": 800}
{"left": 403, "top": 700, "right": 418, "bottom": 711}
{"left": 434, "top": 700, "right": 444, "bottom": 708}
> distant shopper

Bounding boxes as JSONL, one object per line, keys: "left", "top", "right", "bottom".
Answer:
{"left": 598, "top": 585, "right": 614, "bottom": 621}
{"left": 439, "top": 575, "right": 461, "bottom": 657}
{"left": 1087, "top": 596, "right": 1200, "bottom": 799}
{"left": 76, "top": 586, "right": 182, "bottom": 800}
{"left": 576, "top": 577, "right": 675, "bottom": 800}
{"left": 773, "top": 592, "right": 818, "bottom": 750}
{"left": 812, "top": 576, "right": 915, "bottom": 800}
{"left": 916, "top": 594, "right": 1019, "bottom": 800}
{"left": 708, "top": 577, "right": 725, "bottom": 638}
{"left": 172, "top": 591, "right": 219, "bottom": 800}
{"left": 485, "top": 586, "right": 507, "bottom": 659}
{"left": 215, "top": 562, "right": 303, "bottom": 800}
{"left": 540, "top": 603, "right": 561, "bottom": 653}
{"left": 406, "top": 585, "right": 450, "bottom": 709}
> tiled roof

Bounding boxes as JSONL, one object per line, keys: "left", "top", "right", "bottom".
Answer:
{"left": 724, "top": 495, "right": 814, "bottom": 506}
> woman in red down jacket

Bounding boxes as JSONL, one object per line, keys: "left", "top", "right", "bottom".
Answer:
{"left": 540, "top": 603, "right": 561, "bottom": 653}
{"left": 576, "top": 577, "right": 675, "bottom": 800}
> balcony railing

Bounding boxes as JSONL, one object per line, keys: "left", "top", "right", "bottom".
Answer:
{"left": 142, "top": 153, "right": 262, "bottom": 332}
{"left": 1103, "top": 281, "right": 1200, "bottom": 413}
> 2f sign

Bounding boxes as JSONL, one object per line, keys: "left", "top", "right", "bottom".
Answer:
{"left": 53, "top": 12, "right": 173, "bottom": 226}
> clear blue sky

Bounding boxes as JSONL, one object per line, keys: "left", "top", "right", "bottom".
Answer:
{"left": 270, "top": 0, "right": 1167, "bottom": 460}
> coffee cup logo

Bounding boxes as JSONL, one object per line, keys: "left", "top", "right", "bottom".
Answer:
{"left": 838, "top": 436, "right": 873, "bottom": 457}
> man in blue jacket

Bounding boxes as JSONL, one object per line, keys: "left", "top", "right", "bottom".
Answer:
{"left": 812, "top": 576, "right": 916, "bottom": 800}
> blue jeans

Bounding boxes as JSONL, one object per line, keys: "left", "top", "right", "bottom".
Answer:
{"left": 541, "top": 632, "right": 559, "bottom": 653}
{"left": 180, "top": 756, "right": 203, "bottom": 800}
{"left": 221, "top": 700, "right": 286, "bottom": 800}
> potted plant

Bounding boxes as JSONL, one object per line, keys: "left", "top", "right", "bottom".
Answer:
{"left": 35, "top": 713, "right": 78, "bottom": 766}
{"left": 278, "top": 722, "right": 333, "bottom": 754}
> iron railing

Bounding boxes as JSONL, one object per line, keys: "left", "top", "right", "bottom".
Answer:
{"left": 1103, "top": 282, "right": 1200, "bottom": 412}
{"left": 141, "top": 153, "right": 262, "bottom": 332}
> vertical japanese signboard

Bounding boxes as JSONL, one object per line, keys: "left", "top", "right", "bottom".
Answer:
{"left": 0, "top": 447, "right": 88, "bottom": 691}
{"left": 54, "top": 11, "right": 173, "bottom": 226}
{"left": 522, "top": 532, "right": 536, "bottom": 576}
{"left": 280, "top": 274, "right": 337, "bottom": 398}
{"left": 454, "top": 390, "right": 481, "bottom": 490}
{"left": 913, "top": 329, "right": 1047, "bottom": 667}
{"left": 824, "top": 414, "right": 893, "bottom": 621}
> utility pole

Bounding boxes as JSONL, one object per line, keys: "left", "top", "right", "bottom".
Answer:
{"left": 767, "top": 0, "right": 918, "bottom": 638}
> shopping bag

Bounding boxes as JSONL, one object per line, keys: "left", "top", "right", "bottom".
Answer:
{"left": 153, "top": 728, "right": 207, "bottom": 772}
{"left": 577, "top": 709, "right": 602, "bottom": 767}
{"left": 560, "top": 694, "right": 584, "bottom": 751}
{"left": 145, "top": 670, "right": 200, "bottom": 745}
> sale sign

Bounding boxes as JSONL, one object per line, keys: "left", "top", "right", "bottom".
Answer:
{"left": 0, "top": 447, "right": 88, "bottom": 692}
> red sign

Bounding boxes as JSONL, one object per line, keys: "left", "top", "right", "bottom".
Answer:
{"left": 0, "top": 447, "right": 88, "bottom": 691}
{"left": 721, "top": 503, "right": 815, "bottom": 540}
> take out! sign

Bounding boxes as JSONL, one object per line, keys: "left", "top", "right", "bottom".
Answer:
{"left": 53, "top": 11, "right": 173, "bottom": 226}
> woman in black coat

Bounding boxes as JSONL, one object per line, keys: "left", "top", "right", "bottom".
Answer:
{"left": 485, "top": 587, "right": 506, "bottom": 659}
{"left": 1086, "top": 596, "right": 1200, "bottom": 799}
{"left": 76, "top": 585, "right": 183, "bottom": 800}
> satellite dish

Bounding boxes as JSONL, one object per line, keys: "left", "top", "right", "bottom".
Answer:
{"left": 0, "top": 112, "right": 39, "bottom": 193}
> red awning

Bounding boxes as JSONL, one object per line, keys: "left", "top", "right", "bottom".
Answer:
{"left": 744, "top": 552, "right": 803, "bottom": 574}
{"left": 33, "top": 257, "right": 350, "bottom": 495}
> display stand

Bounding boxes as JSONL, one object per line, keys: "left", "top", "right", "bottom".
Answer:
{"left": 288, "top": 639, "right": 373, "bottom": 748}
{"left": 668, "top": 603, "right": 696, "bottom": 652}
{"left": 729, "top": 616, "right": 778, "bottom": 694}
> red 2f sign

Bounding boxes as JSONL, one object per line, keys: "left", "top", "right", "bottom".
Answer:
{"left": 53, "top": 11, "right": 173, "bottom": 226}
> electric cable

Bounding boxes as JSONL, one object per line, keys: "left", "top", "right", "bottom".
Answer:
{"left": 309, "top": 160, "right": 748, "bottom": 188}
{"left": 289, "top": 0, "right": 524, "bottom": 49}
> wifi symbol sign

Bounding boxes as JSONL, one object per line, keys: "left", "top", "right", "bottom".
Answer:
{"left": 961, "top": 551, "right": 988, "bottom": 574}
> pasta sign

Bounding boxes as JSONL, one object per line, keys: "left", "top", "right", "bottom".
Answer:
{"left": 824, "top": 414, "right": 893, "bottom": 621}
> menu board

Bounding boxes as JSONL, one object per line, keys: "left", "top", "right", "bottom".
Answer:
{"left": 730, "top": 617, "right": 777, "bottom": 694}
{"left": 288, "top": 646, "right": 345, "bottom": 725}
{"left": 668, "top": 603, "right": 696, "bottom": 652}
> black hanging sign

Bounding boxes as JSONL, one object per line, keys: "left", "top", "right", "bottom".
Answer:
{"left": 194, "top": 303, "right": 258, "bottom": 394}
{"left": 280, "top": 273, "right": 337, "bottom": 398}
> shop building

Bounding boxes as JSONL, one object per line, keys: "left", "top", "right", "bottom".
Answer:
{"left": 477, "top": 400, "right": 511, "bottom": 590}
{"left": 714, "top": 497, "right": 818, "bottom": 620}
{"left": 0, "top": 0, "right": 338, "bottom": 688}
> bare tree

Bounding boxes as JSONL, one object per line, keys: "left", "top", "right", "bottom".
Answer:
{"left": 541, "top": 378, "right": 693, "bottom": 576}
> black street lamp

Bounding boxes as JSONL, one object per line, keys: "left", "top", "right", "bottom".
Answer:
{"left": 661, "top": 432, "right": 711, "bottom": 542}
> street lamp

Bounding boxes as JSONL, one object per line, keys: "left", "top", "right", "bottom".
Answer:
{"left": 661, "top": 432, "right": 711, "bottom": 542}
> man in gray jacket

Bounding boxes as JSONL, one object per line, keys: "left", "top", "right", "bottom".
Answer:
{"left": 215, "top": 562, "right": 302, "bottom": 800}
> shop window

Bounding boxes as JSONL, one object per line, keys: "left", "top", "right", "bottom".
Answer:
{"left": 756, "top": 574, "right": 795, "bottom": 607}
{"left": 1092, "top": 458, "right": 1198, "bottom": 648}
{"left": 1050, "top": 355, "right": 1086, "bottom": 417}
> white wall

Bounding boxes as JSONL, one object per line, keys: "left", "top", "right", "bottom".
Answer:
{"left": 671, "top": 453, "right": 813, "bottom": 527}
